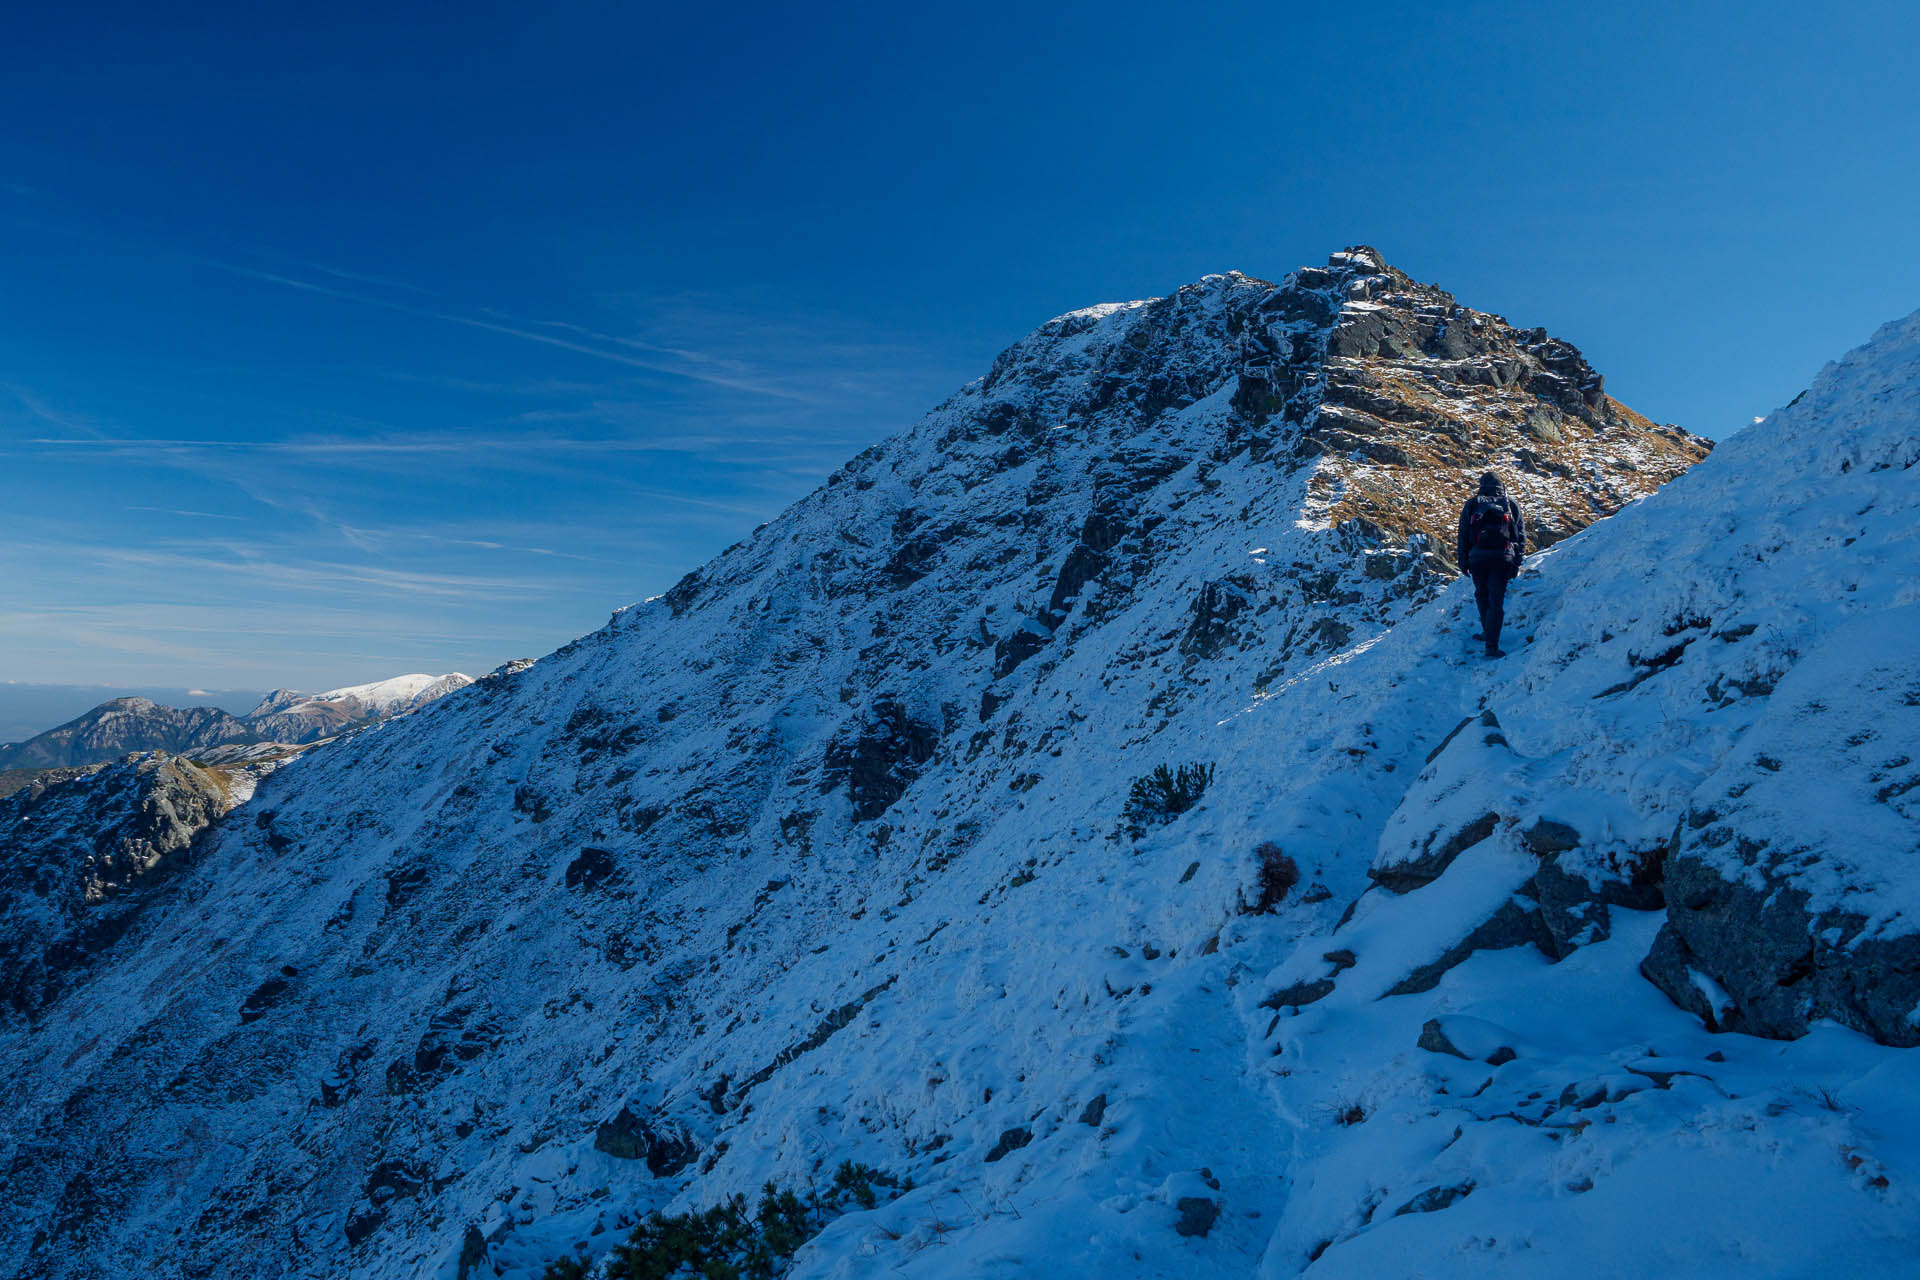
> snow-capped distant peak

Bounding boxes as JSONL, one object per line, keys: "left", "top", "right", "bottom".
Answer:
{"left": 306, "top": 672, "right": 472, "bottom": 715}
{"left": 246, "top": 672, "right": 471, "bottom": 721}
{"left": 233, "top": 672, "right": 474, "bottom": 747}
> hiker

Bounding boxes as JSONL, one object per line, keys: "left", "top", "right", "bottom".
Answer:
{"left": 1456, "top": 472, "right": 1526, "bottom": 658}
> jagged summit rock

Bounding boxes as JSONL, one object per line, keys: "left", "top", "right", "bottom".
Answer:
{"left": 1328, "top": 244, "right": 1388, "bottom": 272}
{"left": 1235, "top": 246, "right": 1703, "bottom": 552}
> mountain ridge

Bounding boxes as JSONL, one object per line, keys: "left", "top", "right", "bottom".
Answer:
{"left": 9, "top": 252, "right": 1916, "bottom": 1280}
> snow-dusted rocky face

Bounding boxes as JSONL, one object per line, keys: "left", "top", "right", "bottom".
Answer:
{"left": 5, "top": 257, "right": 1915, "bottom": 1280}
{"left": 0, "top": 751, "right": 247, "bottom": 1027}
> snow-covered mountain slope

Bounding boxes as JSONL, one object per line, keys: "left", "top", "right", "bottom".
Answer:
{"left": 10, "top": 253, "right": 1916, "bottom": 1280}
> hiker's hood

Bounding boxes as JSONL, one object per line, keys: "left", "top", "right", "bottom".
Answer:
{"left": 1477, "top": 473, "right": 1505, "bottom": 496}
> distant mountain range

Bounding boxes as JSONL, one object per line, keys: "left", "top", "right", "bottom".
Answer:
{"left": 0, "top": 673, "right": 473, "bottom": 769}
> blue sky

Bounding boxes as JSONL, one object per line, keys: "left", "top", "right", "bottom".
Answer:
{"left": 3, "top": 0, "right": 1916, "bottom": 691}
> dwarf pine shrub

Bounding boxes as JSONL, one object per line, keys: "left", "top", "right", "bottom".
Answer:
{"left": 540, "top": 1162, "right": 906, "bottom": 1280}
{"left": 1120, "top": 762, "right": 1215, "bottom": 838}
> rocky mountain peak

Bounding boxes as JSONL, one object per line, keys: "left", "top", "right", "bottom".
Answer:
{"left": 915, "top": 248, "right": 1708, "bottom": 586}
{"left": 247, "top": 688, "right": 304, "bottom": 717}
{"left": 1235, "top": 246, "right": 1711, "bottom": 555}
{"left": 0, "top": 252, "right": 1753, "bottom": 1279}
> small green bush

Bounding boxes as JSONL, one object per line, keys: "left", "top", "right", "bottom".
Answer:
{"left": 830, "top": 1159, "right": 904, "bottom": 1210}
{"left": 1121, "top": 763, "right": 1215, "bottom": 838}
{"left": 542, "top": 1163, "right": 906, "bottom": 1280}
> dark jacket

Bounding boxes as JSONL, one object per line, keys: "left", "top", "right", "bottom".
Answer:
{"left": 1457, "top": 477, "right": 1526, "bottom": 570}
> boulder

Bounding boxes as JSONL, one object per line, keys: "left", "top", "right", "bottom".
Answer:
{"left": 563, "top": 846, "right": 622, "bottom": 892}
{"left": 1642, "top": 619, "right": 1920, "bottom": 1046}
{"left": 1521, "top": 816, "right": 1666, "bottom": 959}
{"left": 1371, "top": 711, "right": 1515, "bottom": 893}
{"left": 1642, "top": 837, "right": 1920, "bottom": 1047}
{"left": 1519, "top": 818, "right": 1582, "bottom": 857}
{"left": 1417, "top": 1016, "right": 1519, "bottom": 1065}
{"left": 1533, "top": 856, "right": 1615, "bottom": 958}
{"left": 1386, "top": 896, "right": 1552, "bottom": 996}
{"left": 592, "top": 1107, "right": 699, "bottom": 1176}
{"left": 1179, "top": 576, "right": 1258, "bottom": 659}
{"left": 1174, "top": 1196, "right": 1220, "bottom": 1238}
{"left": 1261, "top": 977, "right": 1335, "bottom": 1010}
{"left": 1394, "top": 1181, "right": 1474, "bottom": 1216}
{"left": 984, "top": 1126, "right": 1032, "bottom": 1163}
{"left": 1370, "top": 812, "right": 1497, "bottom": 894}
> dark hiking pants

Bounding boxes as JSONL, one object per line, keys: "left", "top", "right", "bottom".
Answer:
{"left": 1470, "top": 560, "right": 1515, "bottom": 652}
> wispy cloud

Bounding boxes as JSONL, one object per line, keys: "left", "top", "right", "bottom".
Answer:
{"left": 300, "top": 260, "right": 441, "bottom": 297}
{"left": 372, "top": 370, "right": 618, "bottom": 397}
{"left": 216, "top": 264, "right": 823, "bottom": 401}
{"left": 0, "top": 214, "right": 974, "bottom": 687}
{"left": 29, "top": 434, "right": 735, "bottom": 455}
{"left": 2, "top": 383, "right": 111, "bottom": 437}
{"left": 28, "top": 432, "right": 870, "bottom": 481}
{"left": 322, "top": 519, "right": 612, "bottom": 563}
{"left": 90, "top": 545, "right": 548, "bottom": 600}
{"left": 125, "top": 505, "right": 246, "bottom": 520}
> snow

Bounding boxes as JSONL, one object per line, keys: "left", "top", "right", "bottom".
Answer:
{"left": 246, "top": 671, "right": 471, "bottom": 720}
{"left": 1261, "top": 914, "right": 1920, "bottom": 1279}
{"left": 1687, "top": 606, "right": 1920, "bottom": 934}
{"left": 2, "top": 265, "right": 1918, "bottom": 1280}
{"left": 311, "top": 672, "right": 469, "bottom": 713}
{"left": 236, "top": 672, "right": 474, "bottom": 750}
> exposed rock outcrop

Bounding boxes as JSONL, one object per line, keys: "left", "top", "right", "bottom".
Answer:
{"left": 592, "top": 1106, "right": 700, "bottom": 1176}
{"left": 1641, "top": 611, "right": 1920, "bottom": 1045}
{"left": 0, "top": 752, "right": 239, "bottom": 1016}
